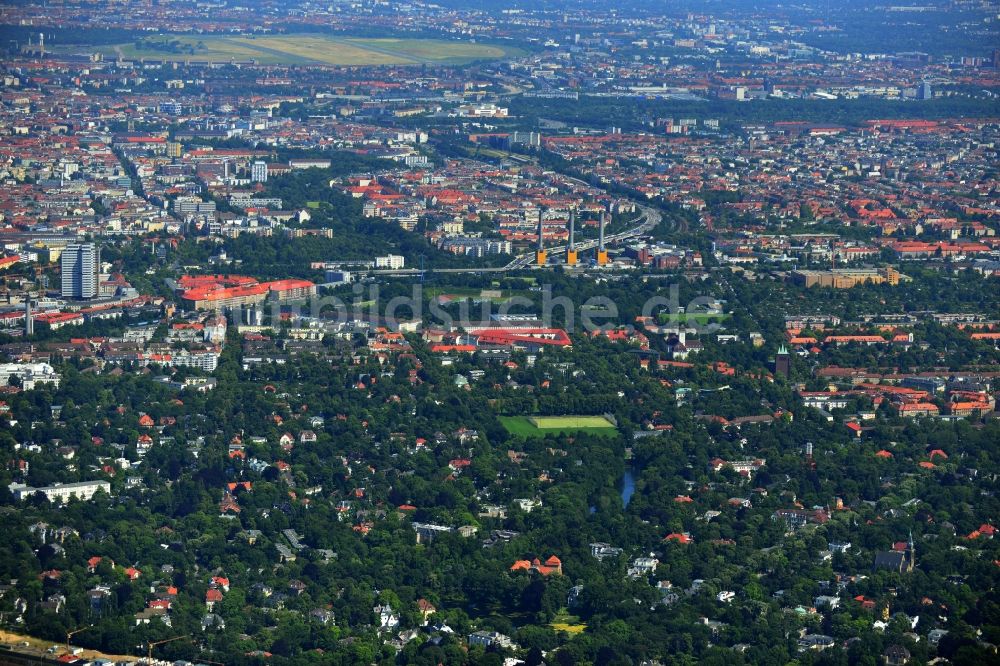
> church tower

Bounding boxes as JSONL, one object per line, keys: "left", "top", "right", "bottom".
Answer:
{"left": 775, "top": 344, "right": 791, "bottom": 378}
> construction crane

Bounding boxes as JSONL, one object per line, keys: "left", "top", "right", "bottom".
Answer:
{"left": 145, "top": 635, "right": 186, "bottom": 663}
{"left": 66, "top": 626, "right": 92, "bottom": 652}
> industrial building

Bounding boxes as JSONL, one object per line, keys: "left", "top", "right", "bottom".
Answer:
{"left": 789, "top": 268, "right": 906, "bottom": 289}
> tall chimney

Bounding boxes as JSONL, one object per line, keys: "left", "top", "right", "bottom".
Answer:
{"left": 565, "top": 209, "right": 578, "bottom": 265}
{"left": 535, "top": 208, "right": 547, "bottom": 266}
{"left": 596, "top": 212, "right": 609, "bottom": 265}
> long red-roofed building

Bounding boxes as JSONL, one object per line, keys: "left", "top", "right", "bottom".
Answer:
{"left": 178, "top": 275, "right": 316, "bottom": 310}
{"left": 466, "top": 327, "right": 572, "bottom": 351}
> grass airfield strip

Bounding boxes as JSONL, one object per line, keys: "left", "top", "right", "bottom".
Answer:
{"left": 83, "top": 34, "right": 518, "bottom": 65}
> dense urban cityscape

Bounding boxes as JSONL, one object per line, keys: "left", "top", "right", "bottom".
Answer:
{"left": 0, "top": 0, "right": 998, "bottom": 664}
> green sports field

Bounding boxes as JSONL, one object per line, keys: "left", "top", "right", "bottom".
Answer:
{"left": 500, "top": 415, "right": 618, "bottom": 438}
{"left": 73, "top": 34, "right": 521, "bottom": 66}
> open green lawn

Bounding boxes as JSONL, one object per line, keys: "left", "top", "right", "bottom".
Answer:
{"left": 500, "top": 415, "right": 618, "bottom": 438}
{"left": 550, "top": 608, "right": 587, "bottom": 635}
{"left": 425, "top": 287, "right": 491, "bottom": 298}
{"left": 68, "top": 34, "right": 521, "bottom": 66}
{"left": 425, "top": 287, "right": 516, "bottom": 303}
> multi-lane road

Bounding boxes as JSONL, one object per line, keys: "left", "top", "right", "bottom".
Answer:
{"left": 502, "top": 204, "right": 663, "bottom": 270}
{"left": 352, "top": 204, "right": 663, "bottom": 279}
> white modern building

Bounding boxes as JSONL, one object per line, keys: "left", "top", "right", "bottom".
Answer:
{"left": 375, "top": 254, "right": 405, "bottom": 270}
{"left": 251, "top": 161, "right": 268, "bottom": 183}
{"left": 169, "top": 350, "right": 220, "bottom": 372}
{"left": 0, "top": 362, "right": 61, "bottom": 390}
{"left": 457, "top": 103, "right": 508, "bottom": 118}
{"left": 10, "top": 480, "right": 111, "bottom": 503}
{"left": 468, "top": 630, "right": 515, "bottom": 649}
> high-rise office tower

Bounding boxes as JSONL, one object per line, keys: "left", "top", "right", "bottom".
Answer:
{"left": 61, "top": 243, "right": 100, "bottom": 299}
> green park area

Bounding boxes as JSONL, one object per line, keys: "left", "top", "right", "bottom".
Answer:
{"left": 650, "top": 311, "right": 730, "bottom": 328}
